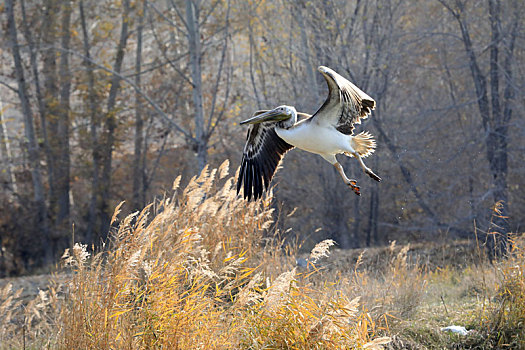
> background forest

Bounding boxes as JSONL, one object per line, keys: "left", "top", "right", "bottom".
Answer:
{"left": 1, "top": 0, "right": 524, "bottom": 276}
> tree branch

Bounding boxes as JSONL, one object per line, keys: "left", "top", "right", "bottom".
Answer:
{"left": 206, "top": 0, "right": 230, "bottom": 133}
{"left": 0, "top": 80, "right": 18, "bottom": 93}
{"left": 147, "top": 0, "right": 188, "bottom": 34}
{"left": 47, "top": 46, "right": 194, "bottom": 141}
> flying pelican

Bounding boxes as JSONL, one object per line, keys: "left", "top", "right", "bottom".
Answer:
{"left": 237, "top": 66, "right": 381, "bottom": 201}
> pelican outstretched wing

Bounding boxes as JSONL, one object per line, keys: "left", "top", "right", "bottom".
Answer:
{"left": 237, "top": 112, "right": 294, "bottom": 201}
{"left": 312, "top": 66, "right": 375, "bottom": 135}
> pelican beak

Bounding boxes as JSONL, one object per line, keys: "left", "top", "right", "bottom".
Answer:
{"left": 240, "top": 108, "right": 289, "bottom": 125}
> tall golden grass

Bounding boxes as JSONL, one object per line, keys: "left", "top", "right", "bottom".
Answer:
{"left": 1, "top": 163, "right": 523, "bottom": 349}
{"left": 58, "top": 161, "right": 388, "bottom": 349}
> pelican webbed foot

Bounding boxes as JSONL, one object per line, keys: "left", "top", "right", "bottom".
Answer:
{"left": 366, "top": 169, "right": 381, "bottom": 182}
{"left": 348, "top": 180, "right": 361, "bottom": 196}
{"left": 334, "top": 162, "right": 361, "bottom": 196}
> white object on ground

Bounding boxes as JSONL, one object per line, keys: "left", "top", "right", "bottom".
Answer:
{"left": 440, "top": 326, "right": 469, "bottom": 336}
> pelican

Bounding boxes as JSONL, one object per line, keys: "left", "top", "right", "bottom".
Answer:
{"left": 237, "top": 66, "right": 381, "bottom": 201}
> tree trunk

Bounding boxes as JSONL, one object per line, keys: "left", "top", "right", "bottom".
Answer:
{"left": 99, "top": 0, "right": 131, "bottom": 237}
{"left": 366, "top": 156, "right": 379, "bottom": 247}
{"left": 185, "top": 0, "right": 207, "bottom": 171}
{"left": 56, "top": 0, "right": 72, "bottom": 239}
{"left": 0, "top": 99, "right": 17, "bottom": 195}
{"left": 350, "top": 170, "right": 362, "bottom": 249}
{"left": 80, "top": 0, "right": 101, "bottom": 245}
{"left": 248, "top": 30, "right": 262, "bottom": 109}
{"left": 6, "top": 0, "right": 52, "bottom": 264}
{"left": 317, "top": 157, "right": 352, "bottom": 248}
{"left": 20, "top": 0, "right": 55, "bottom": 207}
{"left": 295, "top": 2, "right": 319, "bottom": 108}
{"left": 486, "top": 0, "right": 508, "bottom": 256}
{"left": 132, "top": 0, "right": 146, "bottom": 211}
{"left": 42, "top": 0, "right": 60, "bottom": 225}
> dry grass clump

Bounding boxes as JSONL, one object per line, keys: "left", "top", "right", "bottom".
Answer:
{"left": 481, "top": 234, "right": 525, "bottom": 348}
{"left": 0, "top": 277, "right": 61, "bottom": 349}
{"left": 338, "top": 241, "right": 428, "bottom": 325}
{"left": 59, "top": 161, "right": 388, "bottom": 349}
{"left": 375, "top": 242, "right": 428, "bottom": 319}
{"left": 0, "top": 283, "right": 25, "bottom": 348}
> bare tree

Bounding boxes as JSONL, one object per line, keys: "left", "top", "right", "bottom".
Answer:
{"left": 19, "top": 0, "right": 55, "bottom": 214}
{"left": 6, "top": 0, "right": 52, "bottom": 263}
{"left": 184, "top": 0, "right": 232, "bottom": 170}
{"left": 439, "top": 0, "right": 520, "bottom": 255}
{"left": 185, "top": 0, "right": 207, "bottom": 170}
{"left": 99, "top": 0, "right": 132, "bottom": 236}
{"left": 147, "top": 0, "right": 233, "bottom": 172}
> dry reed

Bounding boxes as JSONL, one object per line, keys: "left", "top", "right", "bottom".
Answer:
{"left": 57, "top": 161, "right": 388, "bottom": 349}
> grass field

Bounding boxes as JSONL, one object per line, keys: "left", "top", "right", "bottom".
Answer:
{"left": 1, "top": 162, "right": 523, "bottom": 349}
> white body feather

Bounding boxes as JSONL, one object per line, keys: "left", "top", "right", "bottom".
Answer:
{"left": 276, "top": 120, "right": 352, "bottom": 156}
{"left": 276, "top": 119, "right": 375, "bottom": 163}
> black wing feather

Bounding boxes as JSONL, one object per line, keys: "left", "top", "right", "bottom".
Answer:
{"left": 237, "top": 123, "right": 294, "bottom": 201}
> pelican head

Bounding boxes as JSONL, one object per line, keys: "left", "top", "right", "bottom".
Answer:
{"left": 318, "top": 65, "right": 329, "bottom": 74}
{"left": 240, "top": 105, "right": 297, "bottom": 129}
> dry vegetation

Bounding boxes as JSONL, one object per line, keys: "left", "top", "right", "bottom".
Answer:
{"left": 1, "top": 163, "right": 524, "bottom": 349}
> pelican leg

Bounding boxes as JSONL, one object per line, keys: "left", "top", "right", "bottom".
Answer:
{"left": 334, "top": 162, "right": 360, "bottom": 196}
{"left": 354, "top": 153, "right": 381, "bottom": 182}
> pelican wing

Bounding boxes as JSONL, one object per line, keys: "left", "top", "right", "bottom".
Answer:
{"left": 313, "top": 66, "right": 375, "bottom": 135}
{"left": 237, "top": 120, "right": 294, "bottom": 201}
